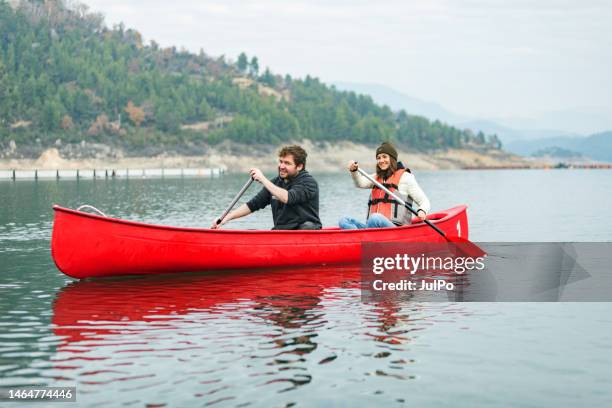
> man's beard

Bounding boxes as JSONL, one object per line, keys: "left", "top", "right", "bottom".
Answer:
{"left": 279, "top": 167, "right": 292, "bottom": 180}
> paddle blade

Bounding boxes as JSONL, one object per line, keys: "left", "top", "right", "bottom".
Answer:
{"left": 446, "top": 236, "right": 487, "bottom": 258}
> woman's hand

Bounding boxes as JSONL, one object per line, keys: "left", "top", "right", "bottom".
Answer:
{"left": 348, "top": 160, "right": 359, "bottom": 172}
{"left": 417, "top": 209, "right": 427, "bottom": 221}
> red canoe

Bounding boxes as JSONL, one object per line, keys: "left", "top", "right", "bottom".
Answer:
{"left": 51, "top": 204, "right": 470, "bottom": 279}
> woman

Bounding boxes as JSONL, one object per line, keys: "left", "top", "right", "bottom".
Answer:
{"left": 339, "top": 142, "right": 430, "bottom": 229}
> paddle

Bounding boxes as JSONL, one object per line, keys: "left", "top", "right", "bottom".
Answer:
{"left": 356, "top": 166, "right": 485, "bottom": 257}
{"left": 215, "top": 177, "right": 254, "bottom": 226}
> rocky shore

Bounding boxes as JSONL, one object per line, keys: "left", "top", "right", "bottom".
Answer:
{"left": 0, "top": 140, "right": 534, "bottom": 173}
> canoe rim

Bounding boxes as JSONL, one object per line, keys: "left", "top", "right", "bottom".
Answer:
{"left": 52, "top": 204, "right": 467, "bottom": 235}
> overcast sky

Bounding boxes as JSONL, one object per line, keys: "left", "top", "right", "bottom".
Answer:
{"left": 82, "top": 0, "right": 611, "bottom": 125}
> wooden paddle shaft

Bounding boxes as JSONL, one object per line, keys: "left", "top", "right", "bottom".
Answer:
{"left": 216, "top": 177, "right": 254, "bottom": 224}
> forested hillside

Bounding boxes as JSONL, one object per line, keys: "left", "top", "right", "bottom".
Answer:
{"left": 0, "top": 0, "right": 501, "bottom": 156}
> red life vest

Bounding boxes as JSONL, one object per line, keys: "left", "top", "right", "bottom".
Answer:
{"left": 368, "top": 169, "right": 412, "bottom": 224}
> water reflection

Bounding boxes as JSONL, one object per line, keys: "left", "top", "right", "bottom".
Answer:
{"left": 50, "top": 267, "right": 360, "bottom": 400}
{"left": 53, "top": 267, "right": 359, "bottom": 342}
{"left": 47, "top": 266, "right": 456, "bottom": 405}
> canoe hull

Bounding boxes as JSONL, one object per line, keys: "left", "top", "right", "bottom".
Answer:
{"left": 51, "top": 205, "right": 469, "bottom": 279}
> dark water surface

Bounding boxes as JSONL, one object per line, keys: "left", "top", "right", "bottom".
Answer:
{"left": 1, "top": 170, "right": 611, "bottom": 407}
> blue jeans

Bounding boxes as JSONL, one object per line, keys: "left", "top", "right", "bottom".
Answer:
{"left": 338, "top": 213, "right": 395, "bottom": 229}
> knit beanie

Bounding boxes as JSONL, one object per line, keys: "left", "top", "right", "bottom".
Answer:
{"left": 375, "top": 142, "right": 398, "bottom": 160}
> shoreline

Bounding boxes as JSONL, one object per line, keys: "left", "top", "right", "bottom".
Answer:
{"left": 0, "top": 141, "right": 532, "bottom": 172}
{"left": 0, "top": 141, "right": 606, "bottom": 172}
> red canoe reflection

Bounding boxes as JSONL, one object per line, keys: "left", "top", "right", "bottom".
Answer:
{"left": 52, "top": 266, "right": 363, "bottom": 345}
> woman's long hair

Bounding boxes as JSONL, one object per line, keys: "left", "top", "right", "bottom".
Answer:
{"left": 376, "top": 156, "right": 398, "bottom": 180}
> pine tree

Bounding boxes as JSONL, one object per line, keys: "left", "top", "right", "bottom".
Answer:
{"left": 237, "top": 52, "right": 248, "bottom": 73}
{"left": 249, "top": 56, "right": 259, "bottom": 77}
{"left": 261, "top": 67, "right": 275, "bottom": 87}
{"left": 0, "top": 59, "right": 9, "bottom": 124}
{"left": 199, "top": 100, "right": 213, "bottom": 121}
{"left": 41, "top": 97, "right": 62, "bottom": 132}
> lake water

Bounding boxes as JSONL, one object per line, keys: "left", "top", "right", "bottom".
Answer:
{"left": 1, "top": 169, "right": 611, "bottom": 407}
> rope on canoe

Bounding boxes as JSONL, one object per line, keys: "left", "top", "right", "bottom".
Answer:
{"left": 76, "top": 205, "right": 107, "bottom": 217}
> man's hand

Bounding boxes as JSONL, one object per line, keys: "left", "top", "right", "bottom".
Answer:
{"left": 249, "top": 168, "right": 266, "bottom": 183}
{"left": 210, "top": 217, "right": 228, "bottom": 229}
{"left": 210, "top": 204, "right": 252, "bottom": 229}
{"left": 348, "top": 160, "right": 358, "bottom": 172}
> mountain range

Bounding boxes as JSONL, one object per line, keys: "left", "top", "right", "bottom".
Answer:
{"left": 333, "top": 82, "right": 612, "bottom": 161}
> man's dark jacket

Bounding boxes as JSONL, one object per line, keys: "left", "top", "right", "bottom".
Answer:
{"left": 246, "top": 170, "right": 322, "bottom": 230}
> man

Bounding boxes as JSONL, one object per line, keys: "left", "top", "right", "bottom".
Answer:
{"left": 211, "top": 145, "right": 322, "bottom": 230}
